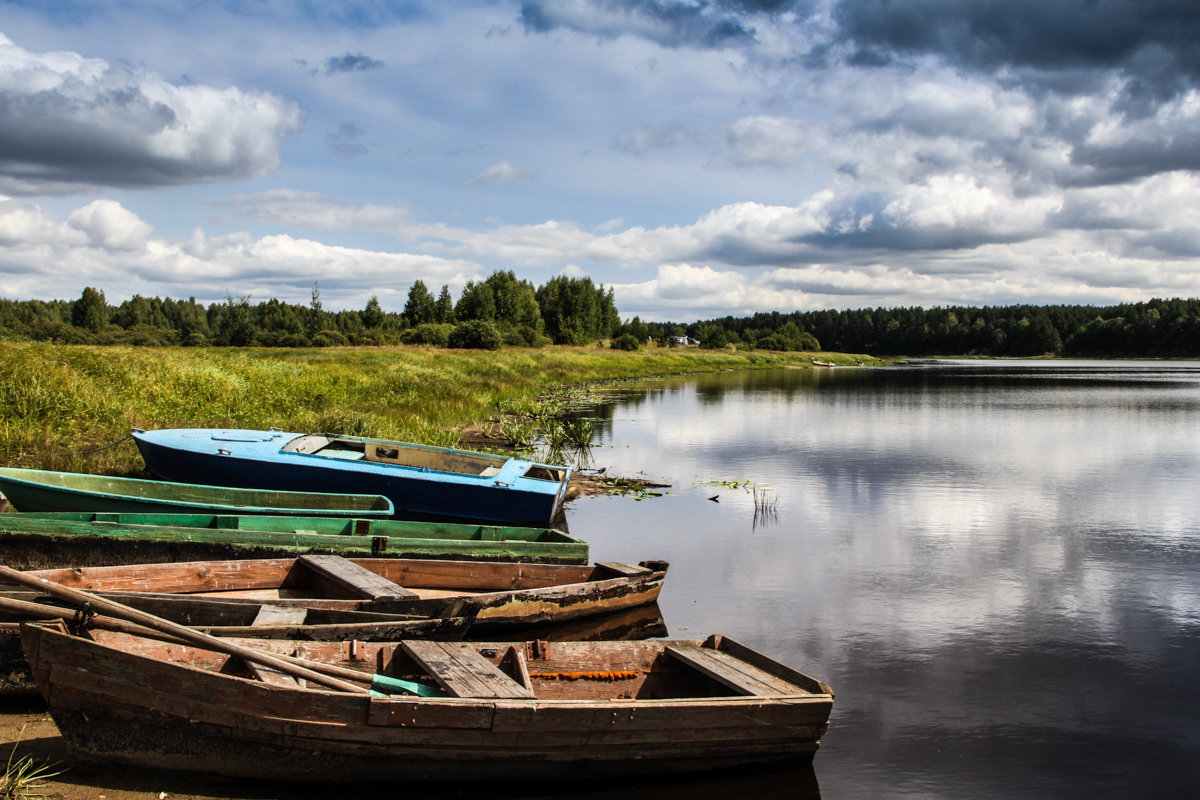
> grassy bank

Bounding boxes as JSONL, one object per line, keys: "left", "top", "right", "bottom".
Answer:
{"left": 0, "top": 341, "right": 874, "bottom": 474}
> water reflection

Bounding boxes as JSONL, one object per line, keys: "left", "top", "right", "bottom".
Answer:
{"left": 566, "top": 361, "right": 1200, "bottom": 799}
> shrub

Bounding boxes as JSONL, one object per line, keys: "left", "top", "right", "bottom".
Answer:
{"left": 610, "top": 333, "right": 640, "bottom": 351}
{"left": 399, "top": 323, "right": 453, "bottom": 347}
{"left": 448, "top": 320, "right": 502, "bottom": 350}
{"left": 311, "top": 329, "right": 350, "bottom": 347}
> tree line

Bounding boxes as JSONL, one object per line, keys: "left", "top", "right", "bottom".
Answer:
{"left": 4, "top": 276, "right": 1198, "bottom": 357}
{"left": 0, "top": 272, "right": 620, "bottom": 350}
{"left": 611, "top": 298, "right": 1200, "bottom": 358}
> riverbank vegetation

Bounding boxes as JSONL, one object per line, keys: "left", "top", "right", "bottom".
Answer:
{"left": 6, "top": 283, "right": 1198, "bottom": 359}
{"left": 686, "top": 297, "right": 1200, "bottom": 358}
{"left": 0, "top": 342, "right": 863, "bottom": 476}
{"left": 0, "top": 272, "right": 621, "bottom": 349}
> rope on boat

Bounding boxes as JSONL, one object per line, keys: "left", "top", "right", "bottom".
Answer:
{"left": 528, "top": 671, "right": 641, "bottom": 681}
{"left": 69, "top": 601, "right": 95, "bottom": 635}
{"left": 81, "top": 433, "right": 134, "bottom": 456}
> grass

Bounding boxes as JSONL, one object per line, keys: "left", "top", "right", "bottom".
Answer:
{"left": 0, "top": 725, "right": 62, "bottom": 799}
{"left": 0, "top": 342, "right": 876, "bottom": 474}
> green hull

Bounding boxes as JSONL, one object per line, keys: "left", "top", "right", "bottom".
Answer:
{"left": 0, "top": 467, "right": 393, "bottom": 517}
{"left": 0, "top": 512, "right": 587, "bottom": 570}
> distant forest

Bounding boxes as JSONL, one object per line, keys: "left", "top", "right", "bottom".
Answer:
{"left": 0, "top": 272, "right": 619, "bottom": 351}
{"left": 2, "top": 274, "right": 1198, "bottom": 358}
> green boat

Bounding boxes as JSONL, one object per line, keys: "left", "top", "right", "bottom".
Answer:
{"left": 0, "top": 466, "right": 394, "bottom": 517}
{"left": 0, "top": 512, "right": 588, "bottom": 570}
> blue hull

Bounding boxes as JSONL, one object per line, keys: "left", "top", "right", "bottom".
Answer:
{"left": 132, "top": 429, "right": 571, "bottom": 527}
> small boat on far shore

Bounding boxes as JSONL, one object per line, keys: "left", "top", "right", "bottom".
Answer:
{"left": 0, "top": 466, "right": 394, "bottom": 517}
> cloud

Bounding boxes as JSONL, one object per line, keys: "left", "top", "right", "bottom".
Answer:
{"left": 0, "top": 33, "right": 304, "bottom": 194}
{"left": 67, "top": 199, "right": 154, "bottom": 250}
{"left": 520, "top": 0, "right": 759, "bottom": 49}
{"left": 0, "top": 197, "right": 480, "bottom": 310}
{"left": 326, "top": 121, "right": 369, "bottom": 157}
{"left": 831, "top": 0, "right": 1200, "bottom": 101}
{"left": 322, "top": 53, "right": 385, "bottom": 75}
{"left": 470, "top": 160, "right": 538, "bottom": 185}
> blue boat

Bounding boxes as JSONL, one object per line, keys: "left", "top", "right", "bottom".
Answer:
{"left": 131, "top": 428, "right": 571, "bottom": 526}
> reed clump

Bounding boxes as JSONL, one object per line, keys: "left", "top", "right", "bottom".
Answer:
{"left": 0, "top": 341, "right": 865, "bottom": 474}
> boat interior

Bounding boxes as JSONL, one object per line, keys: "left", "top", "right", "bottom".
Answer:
{"left": 282, "top": 434, "right": 568, "bottom": 483}
{"left": 86, "top": 630, "right": 816, "bottom": 702}
{"left": 283, "top": 435, "right": 507, "bottom": 477}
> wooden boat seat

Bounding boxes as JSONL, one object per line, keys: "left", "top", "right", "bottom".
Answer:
{"left": 400, "top": 640, "right": 535, "bottom": 699}
{"left": 298, "top": 555, "right": 419, "bottom": 601}
{"left": 251, "top": 605, "right": 308, "bottom": 627}
{"left": 664, "top": 644, "right": 800, "bottom": 697}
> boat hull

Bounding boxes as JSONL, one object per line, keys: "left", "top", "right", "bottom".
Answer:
{"left": 0, "top": 466, "right": 393, "bottom": 517}
{"left": 0, "top": 512, "right": 588, "bottom": 570}
{"left": 22, "top": 626, "right": 833, "bottom": 782}
{"left": 133, "top": 429, "right": 571, "bottom": 526}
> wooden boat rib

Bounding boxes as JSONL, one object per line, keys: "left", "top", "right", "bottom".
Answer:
{"left": 21, "top": 623, "right": 833, "bottom": 781}
{"left": 0, "top": 466, "right": 394, "bottom": 517}
{"left": 0, "top": 512, "right": 588, "bottom": 569}
{"left": 132, "top": 428, "right": 571, "bottom": 526}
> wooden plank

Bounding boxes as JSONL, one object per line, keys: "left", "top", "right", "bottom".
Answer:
{"left": 246, "top": 659, "right": 302, "bottom": 687}
{"left": 595, "top": 562, "right": 651, "bottom": 578}
{"left": 251, "top": 604, "right": 308, "bottom": 627}
{"left": 298, "top": 555, "right": 418, "bottom": 600}
{"left": 705, "top": 635, "right": 833, "bottom": 696}
{"left": 401, "top": 641, "right": 534, "bottom": 699}
{"left": 663, "top": 644, "right": 801, "bottom": 697}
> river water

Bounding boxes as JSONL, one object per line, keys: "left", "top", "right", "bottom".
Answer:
{"left": 563, "top": 360, "right": 1200, "bottom": 799}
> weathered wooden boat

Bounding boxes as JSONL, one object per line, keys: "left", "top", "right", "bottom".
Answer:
{"left": 0, "top": 466, "right": 394, "bottom": 517}
{"left": 132, "top": 428, "right": 571, "bottom": 526}
{"left": 0, "top": 512, "right": 588, "bottom": 570}
{"left": 0, "top": 558, "right": 666, "bottom": 696}
{"left": 21, "top": 623, "right": 834, "bottom": 781}
{"left": 1, "top": 555, "right": 666, "bottom": 633}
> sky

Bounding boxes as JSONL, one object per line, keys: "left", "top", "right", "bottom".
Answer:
{"left": 1, "top": 0, "right": 1199, "bottom": 322}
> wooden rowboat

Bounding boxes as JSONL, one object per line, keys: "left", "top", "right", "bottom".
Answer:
{"left": 21, "top": 623, "right": 833, "bottom": 781}
{"left": 0, "top": 511, "right": 588, "bottom": 569}
{"left": 0, "top": 465, "right": 395, "bottom": 517}
{"left": 2, "top": 555, "right": 667, "bottom": 633}
{"left": 132, "top": 427, "right": 571, "bottom": 526}
{"left": 0, "top": 555, "right": 666, "bottom": 694}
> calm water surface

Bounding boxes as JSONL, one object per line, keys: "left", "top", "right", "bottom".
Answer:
{"left": 563, "top": 360, "right": 1200, "bottom": 799}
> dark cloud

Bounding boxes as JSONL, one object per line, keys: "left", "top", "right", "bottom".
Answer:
{"left": 322, "top": 53, "right": 385, "bottom": 75}
{"left": 326, "top": 122, "right": 368, "bottom": 157}
{"left": 519, "top": 0, "right": 783, "bottom": 49}
{"left": 0, "top": 40, "right": 303, "bottom": 194}
{"left": 833, "top": 0, "right": 1200, "bottom": 100}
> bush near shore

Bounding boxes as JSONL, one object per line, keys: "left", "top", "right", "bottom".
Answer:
{"left": 0, "top": 342, "right": 873, "bottom": 475}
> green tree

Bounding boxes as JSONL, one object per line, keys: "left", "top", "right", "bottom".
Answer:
{"left": 536, "top": 276, "right": 618, "bottom": 345}
{"left": 434, "top": 285, "right": 455, "bottom": 324}
{"left": 454, "top": 280, "right": 495, "bottom": 322}
{"left": 71, "top": 287, "right": 108, "bottom": 333}
{"left": 361, "top": 296, "right": 385, "bottom": 329}
{"left": 402, "top": 280, "right": 436, "bottom": 326}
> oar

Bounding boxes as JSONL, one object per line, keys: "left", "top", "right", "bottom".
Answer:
{"left": 0, "top": 593, "right": 391, "bottom": 688}
{"left": 0, "top": 564, "right": 369, "bottom": 694}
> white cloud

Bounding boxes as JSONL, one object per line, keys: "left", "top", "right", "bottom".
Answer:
{"left": 0, "top": 33, "right": 303, "bottom": 194}
{"left": 67, "top": 199, "right": 154, "bottom": 251}
{"left": 470, "top": 161, "right": 537, "bottom": 185}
